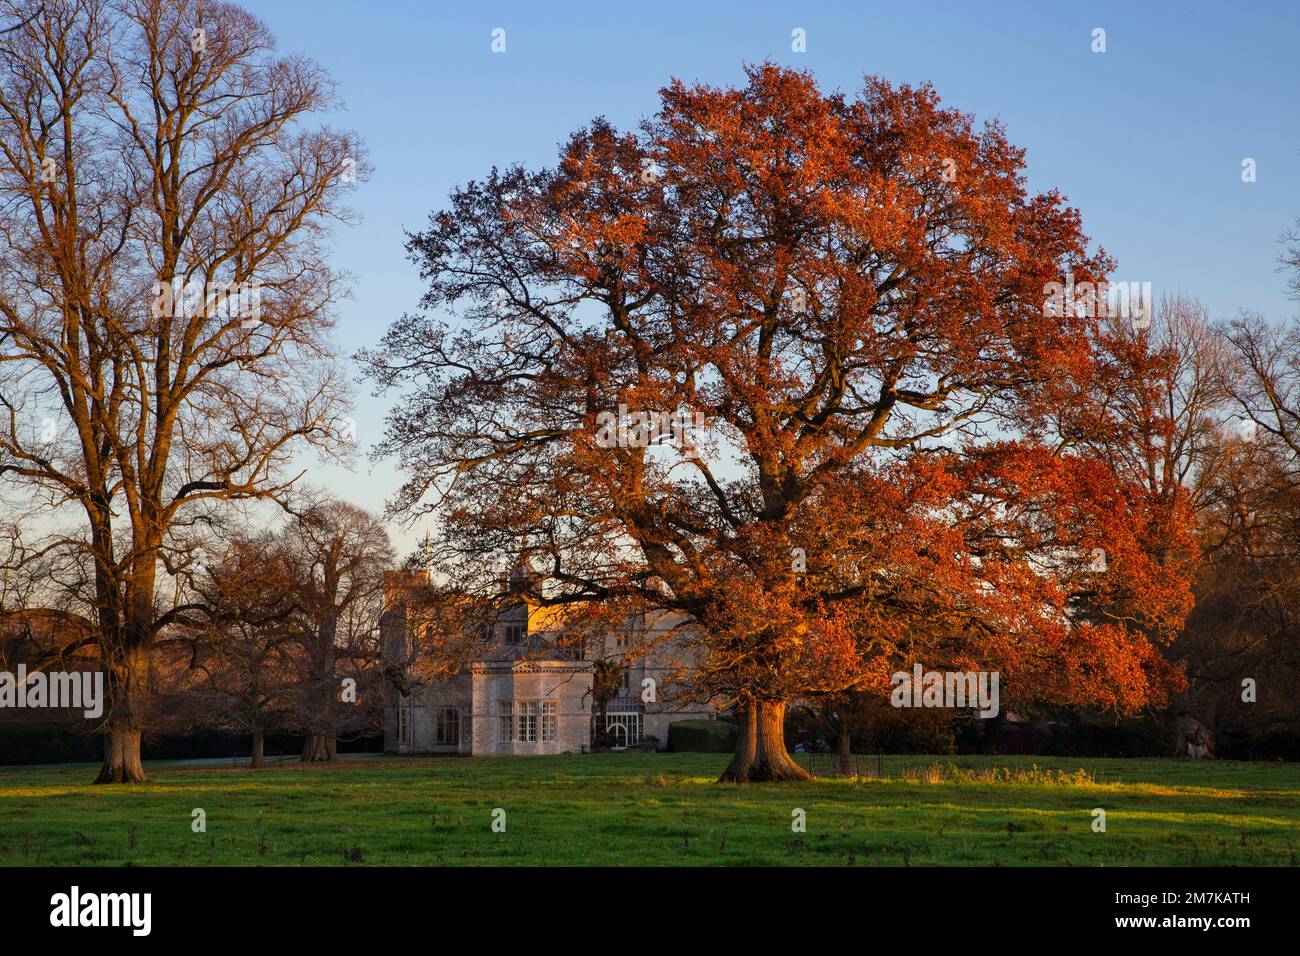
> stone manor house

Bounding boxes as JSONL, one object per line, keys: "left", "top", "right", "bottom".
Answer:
{"left": 381, "top": 570, "right": 717, "bottom": 755}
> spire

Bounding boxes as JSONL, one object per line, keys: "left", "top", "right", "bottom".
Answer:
{"left": 420, "top": 523, "right": 434, "bottom": 583}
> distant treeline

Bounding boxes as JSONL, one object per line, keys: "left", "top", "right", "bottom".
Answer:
{"left": 0, "top": 722, "right": 382, "bottom": 767}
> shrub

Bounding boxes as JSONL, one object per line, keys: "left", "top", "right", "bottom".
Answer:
{"left": 667, "top": 719, "right": 737, "bottom": 753}
{"left": 0, "top": 721, "right": 100, "bottom": 765}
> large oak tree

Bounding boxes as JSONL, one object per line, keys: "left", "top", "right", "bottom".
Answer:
{"left": 363, "top": 65, "right": 1192, "bottom": 780}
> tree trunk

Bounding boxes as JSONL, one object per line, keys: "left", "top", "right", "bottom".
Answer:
{"left": 302, "top": 634, "right": 339, "bottom": 762}
{"left": 718, "top": 701, "right": 758, "bottom": 782}
{"left": 1176, "top": 713, "right": 1215, "bottom": 759}
{"left": 94, "top": 646, "right": 150, "bottom": 785}
{"left": 750, "top": 700, "right": 810, "bottom": 782}
{"left": 301, "top": 733, "right": 333, "bottom": 762}
{"left": 838, "top": 717, "right": 853, "bottom": 774}
{"left": 95, "top": 721, "right": 148, "bottom": 784}
{"left": 251, "top": 730, "right": 265, "bottom": 769}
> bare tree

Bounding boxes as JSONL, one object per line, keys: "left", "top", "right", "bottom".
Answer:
{"left": 1279, "top": 219, "right": 1300, "bottom": 304}
{"left": 1223, "top": 312, "right": 1300, "bottom": 462}
{"left": 1135, "top": 296, "right": 1234, "bottom": 508}
{"left": 188, "top": 531, "right": 298, "bottom": 768}
{"left": 1188, "top": 303, "right": 1300, "bottom": 756}
{"left": 1180, "top": 433, "right": 1300, "bottom": 757}
{"left": 0, "top": 0, "right": 360, "bottom": 782}
{"left": 280, "top": 499, "right": 392, "bottom": 762}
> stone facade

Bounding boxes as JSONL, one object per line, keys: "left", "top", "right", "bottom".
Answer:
{"left": 382, "top": 571, "right": 717, "bottom": 756}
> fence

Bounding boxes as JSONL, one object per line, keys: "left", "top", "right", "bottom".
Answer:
{"left": 228, "top": 752, "right": 299, "bottom": 768}
{"left": 800, "top": 752, "right": 886, "bottom": 779}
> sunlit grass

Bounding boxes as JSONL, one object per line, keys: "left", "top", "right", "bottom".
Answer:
{"left": 0, "top": 752, "right": 1296, "bottom": 866}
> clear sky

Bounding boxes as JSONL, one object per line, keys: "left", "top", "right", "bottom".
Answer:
{"left": 250, "top": 0, "right": 1300, "bottom": 558}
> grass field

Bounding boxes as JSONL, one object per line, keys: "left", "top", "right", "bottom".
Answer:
{"left": 1, "top": 753, "right": 1296, "bottom": 866}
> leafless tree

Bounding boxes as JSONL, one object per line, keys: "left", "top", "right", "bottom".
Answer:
{"left": 279, "top": 498, "right": 392, "bottom": 761}
{"left": 186, "top": 530, "right": 298, "bottom": 768}
{"left": 1279, "top": 219, "right": 1300, "bottom": 304}
{"left": 1223, "top": 311, "right": 1300, "bottom": 464}
{"left": 0, "top": 0, "right": 361, "bottom": 782}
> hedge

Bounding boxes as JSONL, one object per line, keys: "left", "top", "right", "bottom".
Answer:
{"left": 667, "top": 719, "right": 737, "bottom": 753}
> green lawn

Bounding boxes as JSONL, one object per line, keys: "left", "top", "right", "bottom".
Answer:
{"left": 0, "top": 753, "right": 1296, "bottom": 866}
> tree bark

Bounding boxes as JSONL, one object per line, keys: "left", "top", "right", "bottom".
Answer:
{"left": 750, "top": 700, "right": 810, "bottom": 781}
{"left": 717, "top": 701, "right": 758, "bottom": 782}
{"left": 302, "top": 620, "right": 340, "bottom": 762}
{"left": 595, "top": 698, "right": 609, "bottom": 749}
{"left": 301, "top": 733, "right": 334, "bottom": 762}
{"left": 837, "top": 717, "right": 853, "bottom": 774}
{"left": 251, "top": 730, "right": 265, "bottom": 769}
{"left": 95, "top": 722, "right": 147, "bottom": 784}
{"left": 94, "top": 646, "right": 150, "bottom": 785}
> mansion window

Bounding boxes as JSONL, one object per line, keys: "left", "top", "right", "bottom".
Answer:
{"left": 497, "top": 701, "right": 514, "bottom": 741}
{"left": 436, "top": 707, "right": 460, "bottom": 746}
{"left": 542, "top": 701, "right": 557, "bottom": 742}
{"left": 497, "top": 699, "right": 556, "bottom": 743}
{"left": 596, "top": 712, "right": 644, "bottom": 747}
{"left": 398, "top": 698, "right": 409, "bottom": 745}
{"left": 518, "top": 701, "right": 538, "bottom": 742}
{"left": 504, "top": 624, "right": 524, "bottom": 645}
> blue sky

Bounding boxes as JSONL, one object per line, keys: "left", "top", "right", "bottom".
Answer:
{"left": 251, "top": 0, "right": 1300, "bottom": 556}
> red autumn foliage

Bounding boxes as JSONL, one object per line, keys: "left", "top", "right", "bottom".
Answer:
{"left": 363, "top": 64, "right": 1195, "bottom": 780}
